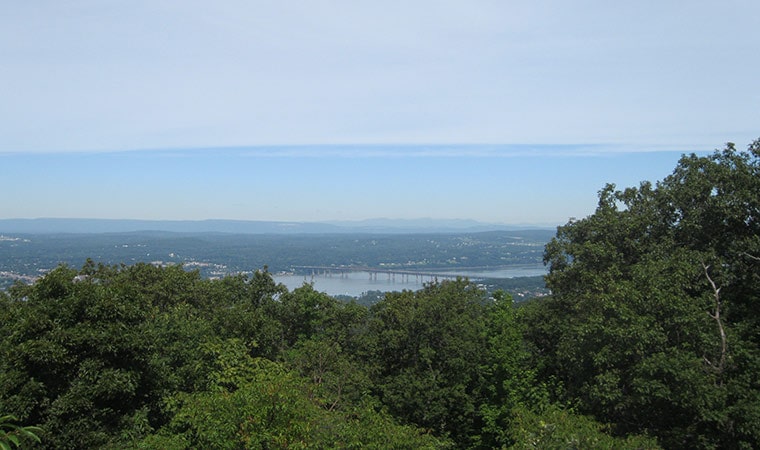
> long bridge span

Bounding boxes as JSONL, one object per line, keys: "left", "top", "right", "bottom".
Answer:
{"left": 291, "top": 265, "right": 477, "bottom": 282}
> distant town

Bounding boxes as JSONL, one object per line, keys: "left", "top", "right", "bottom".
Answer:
{"left": 0, "top": 228, "right": 552, "bottom": 299}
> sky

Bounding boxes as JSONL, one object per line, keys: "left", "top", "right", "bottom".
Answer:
{"left": 1, "top": 1, "right": 758, "bottom": 225}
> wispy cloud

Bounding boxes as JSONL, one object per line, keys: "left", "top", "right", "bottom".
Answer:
{"left": 233, "top": 143, "right": 698, "bottom": 158}
{"left": 0, "top": 142, "right": 707, "bottom": 159}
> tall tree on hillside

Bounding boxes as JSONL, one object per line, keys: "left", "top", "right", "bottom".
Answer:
{"left": 364, "top": 278, "right": 490, "bottom": 446}
{"left": 533, "top": 140, "right": 760, "bottom": 448}
{"left": 0, "top": 265, "right": 158, "bottom": 448}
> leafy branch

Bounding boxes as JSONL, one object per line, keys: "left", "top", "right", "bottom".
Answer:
{"left": 0, "top": 414, "right": 42, "bottom": 450}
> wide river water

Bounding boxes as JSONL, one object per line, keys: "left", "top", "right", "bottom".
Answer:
{"left": 274, "top": 264, "right": 548, "bottom": 297}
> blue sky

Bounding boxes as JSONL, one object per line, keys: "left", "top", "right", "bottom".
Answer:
{"left": 0, "top": 146, "right": 718, "bottom": 225}
{"left": 1, "top": 1, "right": 758, "bottom": 224}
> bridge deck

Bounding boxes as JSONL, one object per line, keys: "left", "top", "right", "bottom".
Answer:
{"left": 292, "top": 265, "right": 476, "bottom": 280}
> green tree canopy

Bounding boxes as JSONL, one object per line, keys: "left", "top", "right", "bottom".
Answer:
{"left": 534, "top": 140, "right": 760, "bottom": 448}
{"left": 364, "top": 279, "right": 490, "bottom": 446}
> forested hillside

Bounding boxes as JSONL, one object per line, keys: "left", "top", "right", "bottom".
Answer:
{"left": 1, "top": 140, "right": 758, "bottom": 449}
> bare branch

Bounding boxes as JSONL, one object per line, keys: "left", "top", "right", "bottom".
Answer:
{"left": 741, "top": 252, "right": 760, "bottom": 261}
{"left": 702, "top": 262, "right": 727, "bottom": 379}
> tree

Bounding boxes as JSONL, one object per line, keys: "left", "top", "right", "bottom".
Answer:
{"left": 282, "top": 298, "right": 371, "bottom": 412}
{"left": 0, "top": 261, "right": 456, "bottom": 448}
{"left": 0, "top": 265, "right": 157, "bottom": 448}
{"left": 138, "top": 340, "right": 449, "bottom": 449}
{"left": 364, "top": 279, "right": 489, "bottom": 446}
{"left": 0, "top": 262, "right": 226, "bottom": 448}
{"left": 506, "top": 404, "right": 659, "bottom": 449}
{"left": 477, "top": 291, "right": 551, "bottom": 448}
{"left": 277, "top": 283, "right": 340, "bottom": 347}
{"left": 205, "top": 271, "right": 286, "bottom": 360}
{"left": 535, "top": 139, "right": 760, "bottom": 448}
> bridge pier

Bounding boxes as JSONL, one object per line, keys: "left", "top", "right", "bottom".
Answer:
{"left": 293, "top": 266, "right": 472, "bottom": 286}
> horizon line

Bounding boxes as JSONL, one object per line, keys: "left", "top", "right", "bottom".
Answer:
{"left": 0, "top": 142, "right": 713, "bottom": 158}
{"left": 0, "top": 217, "right": 564, "bottom": 229}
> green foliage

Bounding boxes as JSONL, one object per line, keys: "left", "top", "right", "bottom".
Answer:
{"left": 0, "top": 261, "right": 455, "bottom": 448}
{"left": 506, "top": 404, "right": 659, "bottom": 449}
{"left": 477, "top": 291, "right": 552, "bottom": 448}
{"left": 535, "top": 139, "right": 760, "bottom": 448}
{"left": 205, "top": 272, "right": 286, "bottom": 360}
{"left": 0, "top": 414, "right": 42, "bottom": 450}
{"left": 277, "top": 283, "right": 339, "bottom": 347}
{"left": 279, "top": 287, "right": 373, "bottom": 412}
{"left": 0, "top": 265, "right": 159, "bottom": 448}
{"left": 365, "top": 278, "right": 490, "bottom": 446}
{"left": 139, "top": 341, "right": 449, "bottom": 449}
{"left": 284, "top": 336, "right": 371, "bottom": 412}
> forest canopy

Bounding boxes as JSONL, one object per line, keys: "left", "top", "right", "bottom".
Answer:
{"left": 1, "top": 139, "right": 759, "bottom": 449}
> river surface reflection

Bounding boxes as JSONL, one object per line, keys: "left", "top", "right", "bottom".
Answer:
{"left": 274, "top": 264, "right": 547, "bottom": 297}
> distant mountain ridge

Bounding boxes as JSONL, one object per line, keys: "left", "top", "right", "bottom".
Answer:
{"left": 0, "top": 218, "right": 554, "bottom": 234}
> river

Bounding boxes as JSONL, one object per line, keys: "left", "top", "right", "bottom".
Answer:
{"left": 274, "top": 264, "right": 547, "bottom": 297}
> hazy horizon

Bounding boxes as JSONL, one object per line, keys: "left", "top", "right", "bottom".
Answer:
{"left": 1, "top": 143, "right": 726, "bottom": 225}
{"left": 0, "top": 217, "right": 558, "bottom": 228}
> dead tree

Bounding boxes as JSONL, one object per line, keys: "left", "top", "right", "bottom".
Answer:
{"left": 702, "top": 262, "right": 727, "bottom": 381}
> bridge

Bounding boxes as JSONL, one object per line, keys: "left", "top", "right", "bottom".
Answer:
{"left": 291, "top": 265, "right": 475, "bottom": 283}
